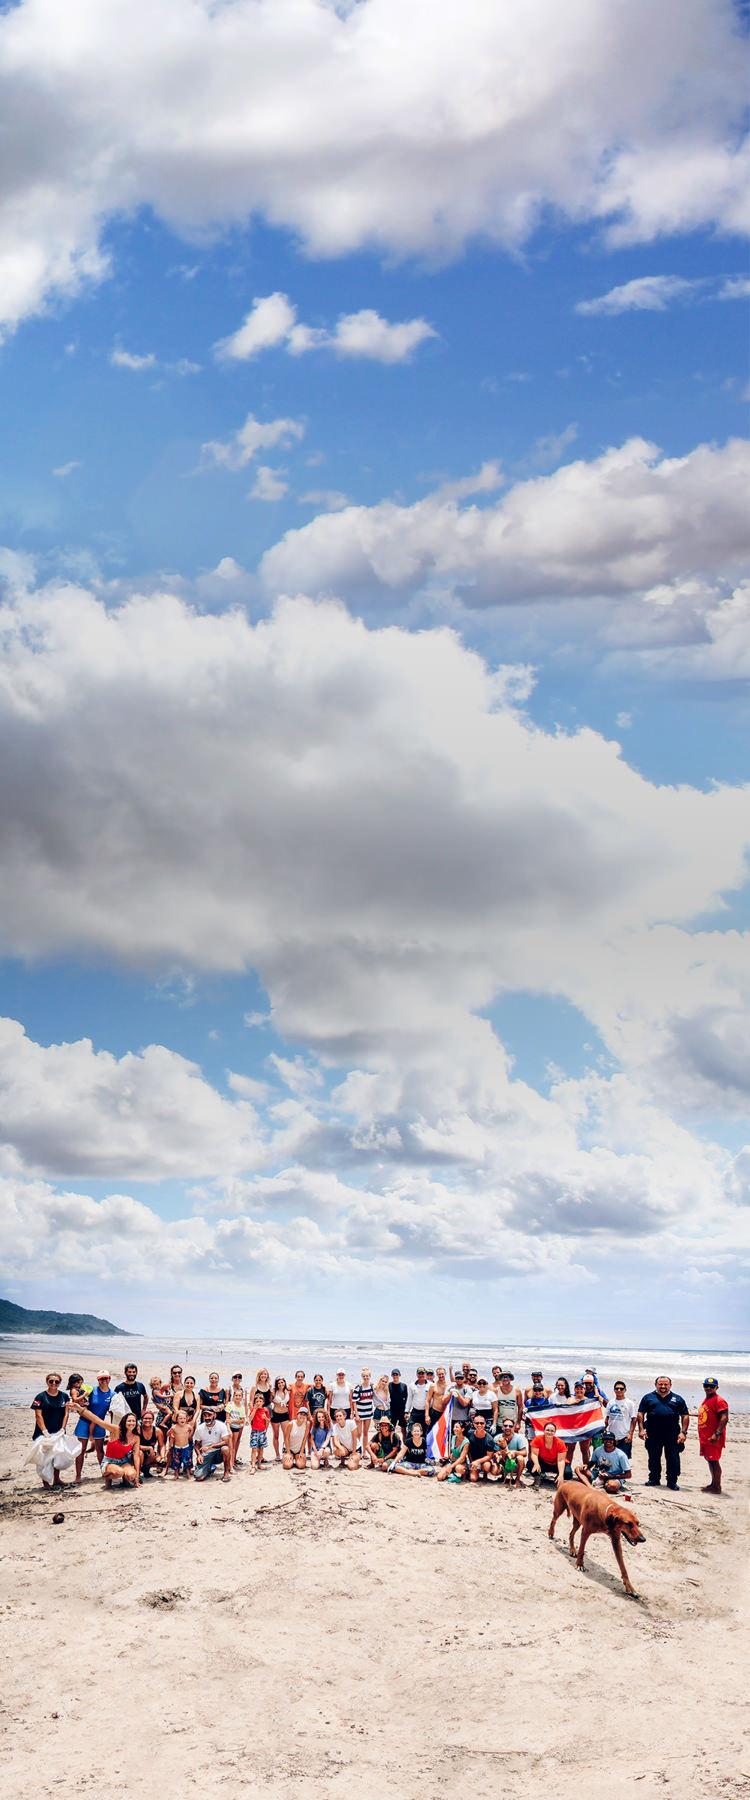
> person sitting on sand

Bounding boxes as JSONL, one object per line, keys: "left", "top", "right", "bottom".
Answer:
{"left": 463, "top": 1415, "right": 495, "bottom": 1482}
{"left": 436, "top": 1421, "right": 470, "bottom": 1480}
{"left": 137, "top": 1411, "right": 162, "bottom": 1477}
{"left": 588, "top": 1431, "right": 631, "bottom": 1493}
{"left": 528, "top": 1420, "right": 574, "bottom": 1488}
{"left": 249, "top": 1392, "right": 270, "bottom": 1471}
{"left": 367, "top": 1417, "right": 401, "bottom": 1470}
{"left": 193, "top": 1407, "right": 231, "bottom": 1482}
{"left": 284, "top": 1402, "right": 310, "bottom": 1470}
{"left": 495, "top": 1416, "right": 528, "bottom": 1486}
{"left": 391, "top": 1420, "right": 435, "bottom": 1476}
{"left": 331, "top": 1410, "right": 360, "bottom": 1470}
{"left": 71, "top": 1398, "right": 140, "bottom": 1488}
{"left": 310, "top": 1409, "right": 333, "bottom": 1468}
{"left": 166, "top": 1407, "right": 194, "bottom": 1480}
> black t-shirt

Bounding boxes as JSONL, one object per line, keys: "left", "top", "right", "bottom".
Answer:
{"left": 639, "top": 1391, "right": 687, "bottom": 1434}
{"left": 199, "top": 1387, "right": 227, "bottom": 1421}
{"left": 389, "top": 1381, "right": 408, "bottom": 1414}
{"left": 114, "top": 1380, "right": 148, "bottom": 1421}
{"left": 306, "top": 1386, "right": 327, "bottom": 1417}
{"left": 404, "top": 1441, "right": 427, "bottom": 1465}
{"left": 467, "top": 1434, "right": 491, "bottom": 1461}
{"left": 32, "top": 1388, "right": 69, "bottom": 1438}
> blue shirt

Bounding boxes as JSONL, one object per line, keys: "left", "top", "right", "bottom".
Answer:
{"left": 87, "top": 1385, "right": 113, "bottom": 1439}
{"left": 590, "top": 1445, "right": 630, "bottom": 1480}
{"left": 638, "top": 1390, "right": 687, "bottom": 1433}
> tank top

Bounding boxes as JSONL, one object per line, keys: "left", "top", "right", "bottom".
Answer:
{"left": 289, "top": 1419, "right": 308, "bottom": 1453}
{"left": 496, "top": 1391, "right": 518, "bottom": 1422}
{"left": 227, "top": 1398, "right": 245, "bottom": 1425}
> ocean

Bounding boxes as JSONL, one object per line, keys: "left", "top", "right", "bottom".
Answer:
{"left": 1, "top": 1333, "right": 747, "bottom": 1410}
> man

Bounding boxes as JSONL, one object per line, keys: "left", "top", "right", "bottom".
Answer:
{"left": 449, "top": 1374, "right": 475, "bottom": 1435}
{"left": 638, "top": 1376, "right": 689, "bottom": 1490}
{"left": 388, "top": 1369, "right": 408, "bottom": 1433}
{"left": 528, "top": 1420, "right": 574, "bottom": 1488}
{"left": 114, "top": 1363, "right": 148, "bottom": 1423}
{"left": 406, "top": 1368, "right": 429, "bottom": 1436}
{"left": 494, "top": 1371, "right": 523, "bottom": 1429}
{"left": 579, "top": 1368, "right": 608, "bottom": 1467}
{"left": 193, "top": 1406, "right": 231, "bottom": 1482}
{"left": 698, "top": 1378, "right": 729, "bottom": 1496}
{"left": 495, "top": 1415, "right": 528, "bottom": 1486}
{"left": 605, "top": 1381, "right": 637, "bottom": 1460}
{"left": 524, "top": 1371, "right": 552, "bottom": 1410}
{"left": 464, "top": 1415, "right": 494, "bottom": 1482}
{"left": 589, "top": 1431, "right": 631, "bottom": 1493}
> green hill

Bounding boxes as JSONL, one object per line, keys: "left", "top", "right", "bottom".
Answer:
{"left": 0, "top": 1298, "right": 131, "bottom": 1337}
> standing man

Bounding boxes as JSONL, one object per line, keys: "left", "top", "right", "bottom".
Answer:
{"left": 406, "top": 1368, "right": 430, "bottom": 1436}
{"left": 605, "top": 1381, "right": 637, "bottom": 1461}
{"left": 638, "top": 1376, "right": 689, "bottom": 1490}
{"left": 698, "top": 1378, "right": 729, "bottom": 1495}
{"left": 114, "top": 1363, "right": 148, "bottom": 1423}
{"left": 494, "top": 1371, "right": 523, "bottom": 1430}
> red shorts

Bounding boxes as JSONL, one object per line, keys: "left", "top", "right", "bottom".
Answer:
{"left": 699, "top": 1439, "right": 723, "bottom": 1462}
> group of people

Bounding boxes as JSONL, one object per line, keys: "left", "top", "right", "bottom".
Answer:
{"left": 29, "top": 1358, "right": 729, "bottom": 1496}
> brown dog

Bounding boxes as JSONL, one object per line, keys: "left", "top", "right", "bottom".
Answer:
{"left": 549, "top": 1479, "right": 645, "bottom": 1596}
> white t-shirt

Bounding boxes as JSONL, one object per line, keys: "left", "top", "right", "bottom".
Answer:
{"left": 194, "top": 1421, "right": 227, "bottom": 1451}
{"left": 606, "top": 1398, "right": 637, "bottom": 1440}
{"left": 330, "top": 1384, "right": 351, "bottom": 1413}
{"left": 472, "top": 1389, "right": 495, "bottom": 1413}
{"left": 333, "top": 1419, "right": 356, "bottom": 1454}
{"left": 407, "top": 1383, "right": 428, "bottom": 1412}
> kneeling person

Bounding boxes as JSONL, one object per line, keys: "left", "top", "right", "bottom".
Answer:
{"left": 589, "top": 1431, "right": 631, "bottom": 1493}
{"left": 283, "top": 1403, "right": 310, "bottom": 1470}
{"left": 331, "top": 1410, "right": 360, "bottom": 1470}
{"left": 496, "top": 1417, "right": 527, "bottom": 1486}
{"left": 193, "top": 1408, "right": 231, "bottom": 1482}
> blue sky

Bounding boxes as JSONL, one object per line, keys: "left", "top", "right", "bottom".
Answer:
{"left": 0, "top": 0, "right": 748, "bottom": 1344}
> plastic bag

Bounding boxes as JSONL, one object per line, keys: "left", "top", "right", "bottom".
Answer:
{"left": 25, "top": 1430, "right": 79, "bottom": 1483}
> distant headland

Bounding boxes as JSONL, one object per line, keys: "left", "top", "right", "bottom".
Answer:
{"left": 0, "top": 1298, "right": 131, "bottom": 1337}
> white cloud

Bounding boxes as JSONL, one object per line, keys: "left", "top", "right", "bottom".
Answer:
{"left": 259, "top": 438, "right": 750, "bottom": 633}
{"left": 250, "top": 465, "right": 288, "bottom": 502}
{"left": 299, "top": 490, "right": 350, "bottom": 512}
{"left": 719, "top": 275, "right": 750, "bottom": 300}
{"left": 52, "top": 460, "right": 82, "bottom": 479}
{"left": 110, "top": 348, "right": 157, "bottom": 370}
{"left": 215, "top": 291, "right": 297, "bottom": 361}
{"left": 201, "top": 410, "right": 304, "bottom": 471}
{"left": 217, "top": 294, "right": 436, "bottom": 364}
{"left": 0, "top": 0, "right": 747, "bottom": 336}
{"left": 576, "top": 275, "right": 700, "bottom": 315}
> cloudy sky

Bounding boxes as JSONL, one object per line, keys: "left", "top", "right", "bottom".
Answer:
{"left": 0, "top": 0, "right": 748, "bottom": 1345}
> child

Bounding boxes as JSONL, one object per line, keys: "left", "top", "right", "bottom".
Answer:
{"left": 165, "top": 1407, "right": 194, "bottom": 1479}
{"left": 249, "top": 1390, "right": 270, "bottom": 1472}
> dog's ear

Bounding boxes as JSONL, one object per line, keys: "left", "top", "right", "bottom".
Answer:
{"left": 605, "top": 1511, "right": 620, "bottom": 1536}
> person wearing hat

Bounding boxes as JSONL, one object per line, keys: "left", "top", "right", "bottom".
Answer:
{"left": 85, "top": 1370, "right": 115, "bottom": 1470}
{"left": 406, "top": 1368, "right": 429, "bottom": 1437}
{"left": 637, "top": 1376, "right": 689, "bottom": 1490}
{"left": 698, "top": 1379, "right": 729, "bottom": 1495}
{"left": 388, "top": 1369, "right": 408, "bottom": 1435}
{"left": 588, "top": 1431, "right": 632, "bottom": 1493}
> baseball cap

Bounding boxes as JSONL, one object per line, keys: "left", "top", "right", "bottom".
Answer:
{"left": 97, "top": 1369, "right": 110, "bottom": 1378}
{"left": 703, "top": 1377, "right": 719, "bottom": 1388}
{"left": 391, "top": 1368, "right": 401, "bottom": 1376}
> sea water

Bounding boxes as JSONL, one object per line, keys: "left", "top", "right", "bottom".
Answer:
{"left": 1, "top": 1333, "right": 747, "bottom": 1411}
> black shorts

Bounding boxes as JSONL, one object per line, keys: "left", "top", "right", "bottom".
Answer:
{"left": 271, "top": 1411, "right": 290, "bottom": 1424}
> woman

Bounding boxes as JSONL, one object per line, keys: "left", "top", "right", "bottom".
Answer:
{"left": 137, "top": 1410, "right": 162, "bottom": 1477}
{"left": 331, "top": 1410, "right": 360, "bottom": 1470}
{"left": 328, "top": 1371, "right": 352, "bottom": 1420}
{"left": 288, "top": 1370, "right": 307, "bottom": 1422}
{"left": 226, "top": 1374, "right": 248, "bottom": 1469}
{"left": 82, "top": 1370, "right": 115, "bottom": 1470}
{"left": 31, "top": 1373, "right": 71, "bottom": 1490}
{"left": 270, "top": 1376, "right": 291, "bottom": 1460}
{"left": 391, "top": 1421, "right": 435, "bottom": 1477}
{"left": 255, "top": 1368, "right": 272, "bottom": 1410}
{"left": 373, "top": 1377, "right": 390, "bottom": 1422}
{"left": 352, "top": 1368, "right": 376, "bottom": 1457}
{"left": 283, "top": 1402, "right": 310, "bottom": 1471}
{"left": 552, "top": 1377, "right": 572, "bottom": 1403}
{"left": 173, "top": 1375, "right": 199, "bottom": 1421}
{"left": 305, "top": 1373, "right": 329, "bottom": 1421}
{"left": 72, "top": 1399, "right": 140, "bottom": 1488}
{"left": 198, "top": 1371, "right": 227, "bottom": 1422}
{"left": 310, "top": 1409, "right": 332, "bottom": 1468}
{"left": 427, "top": 1367, "right": 450, "bottom": 1434}
{"left": 436, "top": 1421, "right": 469, "bottom": 1481}
{"left": 367, "top": 1417, "right": 401, "bottom": 1470}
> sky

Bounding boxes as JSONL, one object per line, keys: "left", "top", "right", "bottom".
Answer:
{"left": 0, "top": 0, "right": 748, "bottom": 1346}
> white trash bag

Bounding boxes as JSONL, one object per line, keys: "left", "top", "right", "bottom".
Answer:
{"left": 25, "top": 1430, "right": 80, "bottom": 1484}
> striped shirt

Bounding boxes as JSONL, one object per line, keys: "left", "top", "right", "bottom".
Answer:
{"left": 352, "top": 1384, "right": 375, "bottom": 1418}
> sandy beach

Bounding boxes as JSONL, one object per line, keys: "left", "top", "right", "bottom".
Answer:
{"left": 1, "top": 1344, "right": 748, "bottom": 1800}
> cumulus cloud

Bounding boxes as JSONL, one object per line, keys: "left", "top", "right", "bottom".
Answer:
{"left": 259, "top": 438, "right": 750, "bottom": 639}
{"left": 0, "top": 0, "right": 747, "bottom": 336}
{"left": 216, "top": 294, "right": 436, "bottom": 363}
{"left": 250, "top": 465, "right": 288, "bottom": 501}
{"left": 201, "top": 411, "right": 304, "bottom": 471}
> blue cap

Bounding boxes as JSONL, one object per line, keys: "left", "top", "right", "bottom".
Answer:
{"left": 703, "top": 1377, "right": 718, "bottom": 1388}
